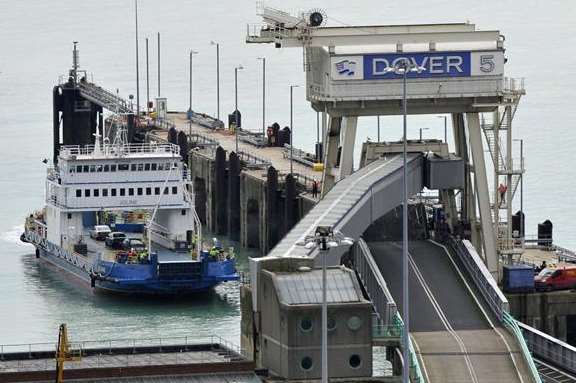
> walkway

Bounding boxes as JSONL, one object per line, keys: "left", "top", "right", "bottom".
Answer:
{"left": 368, "top": 240, "right": 536, "bottom": 382}
{"left": 263, "top": 153, "right": 424, "bottom": 260}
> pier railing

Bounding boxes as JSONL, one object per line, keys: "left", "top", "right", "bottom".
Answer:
{"left": 0, "top": 334, "right": 246, "bottom": 365}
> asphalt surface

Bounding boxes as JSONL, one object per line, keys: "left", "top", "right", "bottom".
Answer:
{"left": 367, "top": 240, "right": 536, "bottom": 382}
{"left": 368, "top": 240, "right": 490, "bottom": 332}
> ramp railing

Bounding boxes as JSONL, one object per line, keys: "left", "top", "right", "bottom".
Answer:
{"left": 353, "top": 239, "right": 397, "bottom": 325}
{"left": 518, "top": 321, "right": 576, "bottom": 376}
{"left": 393, "top": 313, "right": 426, "bottom": 383}
{"left": 503, "top": 313, "right": 543, "bottom": 383}
{"left": 445, "top": 238, "right": 509, "bottom": 319}
{"left": 445, "top": 238, "right": 542, "bottom": 383}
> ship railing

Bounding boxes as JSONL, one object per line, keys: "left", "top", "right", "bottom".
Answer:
{"left": 0, "top": 334, "right": 247, "bottom": 364}
{"left": 60, "top": 142, "right": 180, "bottom": 157}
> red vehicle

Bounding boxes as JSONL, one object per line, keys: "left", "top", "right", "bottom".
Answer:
{"left": 535, "top": 267, "right": 576, "bottom": 291}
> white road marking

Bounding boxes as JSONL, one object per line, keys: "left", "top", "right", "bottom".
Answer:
{"left": 430, "top": 239, "right": 526, "bottom": 383}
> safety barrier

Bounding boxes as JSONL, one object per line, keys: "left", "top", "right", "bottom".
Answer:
{"left": 445, "top": 238, "right": 509, "bottom": 320}
{"left": 518, "top": 321, "right": 576, "bottom": 376}
{"left": 447, "top": 237, "right": 542, "bottom": 382}
{"left": 392, "top": 313, "right": 426, "bottom": 383}
{"left": 502, "top": 313, "right": 543, "bottom": 383}
{"left": 353, "top": 239, "right": 397, "bottom": 325}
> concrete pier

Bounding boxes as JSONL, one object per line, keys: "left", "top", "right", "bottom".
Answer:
{"left": 154, "top": 112, "right": 319, "bottom": 254}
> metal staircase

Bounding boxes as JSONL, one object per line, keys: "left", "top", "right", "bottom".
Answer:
{"left": 481, "top": 79, "right": 525, "bottom": 254}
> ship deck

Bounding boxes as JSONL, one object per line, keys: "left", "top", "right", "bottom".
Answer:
{"left": 81, "top": 231, "right": 197, "bottom": 263}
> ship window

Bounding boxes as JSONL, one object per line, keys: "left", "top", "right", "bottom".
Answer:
{"left": 111, "top": 164, "right": 117, "bottom": 172}
{"left": 146, "top": 187, "right": 152, "bottom": 195}
{"left": 151, "top": 163, "right": 157, "bottom": 171}
{"left": 128, "top": 188, "right": 134, "bottom": 196}
{"left": 103, "top": 164, "right": 110, "bottom": 172}
{"left": 173, "top": 162, "right": 178, "bottom": 169}
{"left": 181, "top": 209, "right": 186, "bottom": 216}
{"left": 96, "top": 165, "right": 103, "bottom": 172}
{"left": 120, "top": 188, "right": 125, "bottom": 196}
{"left": 85, "top": 189, "right": 91, "bottom": 197}
{"left": 137, "top": 188, "right": 143, "bottom": 196}
{"left": 155, "top": 187, "right": 160, "bottom": 195}
{"left": 157, "top": 163, "right": 164, "bottom": 171}
{"left": 144, "top": 163, "right": 150, "bottom": 171}
{"left": 163, "top": 187, "right": 169, "bottom": 195}
{"left": 172, "top": 186, "right": 178, "bottom": 194}
{"left": 118, "top": 164, "right": 129, "bottom": 171}
{"left": 76, "top": 165, "right": 82, "bottom": 173}
{"left": 93, "top": 189, "right": 99, "bottom": 197}
{"left": 102, "top": 189, "right": 108, "bottom": 197}
{"left": 83, "top": 165, "right": 89, "bottom": 172}
{"left": 137, "top": 163, "right": 144, "bottom": 171}
{"left": 131, "top": 164, "right": 137, "bottom": 171}
{"left": 111, "top": 188, "right": 117, "bottom": 197}
{"left": 76, "top": 189, "right": 81, "bottom": 197}
{"left": 89, "top": 165, "right": 96, "bottom": 172}
{"left": 69, "top": 166, "right": 75, "bottom": 173}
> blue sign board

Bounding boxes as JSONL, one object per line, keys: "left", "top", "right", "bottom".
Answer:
{"left": 363, "top": 51, "right": 471, "bottom": 80}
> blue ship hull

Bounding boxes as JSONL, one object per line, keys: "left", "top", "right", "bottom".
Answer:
{"left": 25, "top": 233, "right": 238, "bottom": 296}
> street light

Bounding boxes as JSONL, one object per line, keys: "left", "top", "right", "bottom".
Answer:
{"left": 296, "top": 226, "right": 354, "bottom": 383}
{"left": 419, "top": 127, "right": 429, "bottom": 141}
{"left": 257, "top": 57, "right": 266, "bottom": 140}
{"left": 188, "top": 50, "right": 199, "bottom": 114}
{"left": 385, "top": 59, "right": 425, "bottom": 383}
{"left": 437, "top": 115, "right": 448, "bottom": 144}
{"left": 514, "top": 138, "right": 524, "bottom": 238}
{"left": 210, "top": 41, "right": 220, "bottom": 120}
{"left": 289, "top": 85, "right": 299, "bottom": 174}
{"left": 234, "top": 65, "right": 244, "bottom": 153}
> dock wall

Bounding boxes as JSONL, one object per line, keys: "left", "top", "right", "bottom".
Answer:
{"left": 189, "top": 148, "right": 316, "bottom": 255}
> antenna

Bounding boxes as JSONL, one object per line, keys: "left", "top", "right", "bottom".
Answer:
{"left": 71, "top": 41, "right": 79, "bottom": 84}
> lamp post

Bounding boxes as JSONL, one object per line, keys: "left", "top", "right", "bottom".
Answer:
{"left": 385, "top": 59, "right": 425, "bottom": 383}
{"left": 257, "top": 57, "right": 266, "bottom": 139}
{"left": 377, "top": 116, "right": 381, "bottom": 142}
{"left": 145, "top": 37, "right": 150, "bottom": 115}
{"left": 437, "top": 115, "right": 448, "bottom": 144}
{"left": 234, "top": 65, "right": 244, "bottom": 153}
{"left": 296, "top": 226, "right": 354, "bottom": 383}
{"left": 514, "top": 138, "right": 525, "bottom": 238}
{"left": 290, "top": 85, "right": 299, "bottom": 174}
{"left": 419, "top": 127, "right": 429, "bottom": 141}
{"left": 134, "top": 0, "right": 140, "bottom": 117}
{"left": 188, "top": 50, "right": 199, "bottom": 114}
{"left": 211, "top": 41, "right": 220, "bottom": 120}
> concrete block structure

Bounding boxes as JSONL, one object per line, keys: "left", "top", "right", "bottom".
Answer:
{"left": 257, "top": 267, "right": 373, "bottom": 380}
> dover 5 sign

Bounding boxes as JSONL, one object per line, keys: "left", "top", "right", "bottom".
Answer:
{"left": 331, "top": 51, "right": 504, "bottom": 80}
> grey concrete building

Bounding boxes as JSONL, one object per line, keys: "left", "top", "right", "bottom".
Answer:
{"left": 257, "top": 266, "right": 373, "bottom": 380}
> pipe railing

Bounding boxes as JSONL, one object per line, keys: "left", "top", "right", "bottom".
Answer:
{"left": 518, "top": 321, "right": 576, "bottom": 376}
{"left": 353, "top": 239, "right": 397, "bottom": 325}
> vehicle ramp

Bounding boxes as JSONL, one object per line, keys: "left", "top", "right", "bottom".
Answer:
{"left": 368, "top": 239, "right": 539, "bottom": 383}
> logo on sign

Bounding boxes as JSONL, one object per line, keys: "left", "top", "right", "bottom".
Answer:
{"left": 335, "top": 59, "right": 357, "bottom": 76}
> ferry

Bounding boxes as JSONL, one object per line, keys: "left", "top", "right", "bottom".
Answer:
{"left": 21, "top": 122, "right": 238, "bottom": 295}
